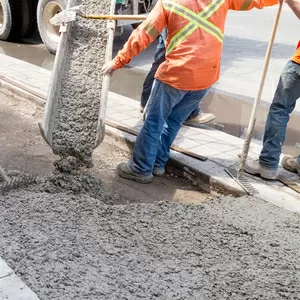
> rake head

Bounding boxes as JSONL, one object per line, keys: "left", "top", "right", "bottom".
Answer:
{"left": 225, "top": 168, "right": 258, "bottom": 196}
{"left": 0, "top": 169, "right": 37, "bottom": 194}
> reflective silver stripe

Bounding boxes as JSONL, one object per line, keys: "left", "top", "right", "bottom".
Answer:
{"left": 163, "top": 2, "right": 223, "bottom": 41}
{"left": 200, "top": 0, "right": 226, "bottom": 19}
{"left": 168, "top": 24, "right": 196, "bottom": 51}
{"left": 168, "top": 0, "right": 225, "bottom": 51}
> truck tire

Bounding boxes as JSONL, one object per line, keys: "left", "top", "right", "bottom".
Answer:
{"left": 20, "top": 0, "right": 36, "bottom": 38}
{"left": 0, "top": 0, "right": 22, "bottom": 41}
{"left": 37, "top": 0, "right": 66, "bottom": 54}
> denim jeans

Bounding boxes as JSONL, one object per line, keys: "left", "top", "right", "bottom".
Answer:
{"left": 259, "top": 60, "right": 300, "bottom": 170}
{"left": 140, "top": 28, "right": 200, "bottom": 119}
{"left": 130, "top": 79, "right": 210, "bottom": 175}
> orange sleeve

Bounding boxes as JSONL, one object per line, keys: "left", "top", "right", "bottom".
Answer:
{"left": 112, "top": 0, "right": 167, "bottom": 69}
{"left": 229, "top": 0, "right": 278, "bottom": 11}
{"left": 291, "top": 42, "right": 300, "bottom": 64}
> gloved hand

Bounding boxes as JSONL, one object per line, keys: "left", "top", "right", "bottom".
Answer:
{"left": 101, "top": 60, "right": 116, "bottom": 76}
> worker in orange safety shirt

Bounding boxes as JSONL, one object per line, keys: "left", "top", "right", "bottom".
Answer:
{"left": 244, "top": 0, "right": 300, "bottom": 179}
{"left": 102, "top": 0, "right": 279, "bottom": 183}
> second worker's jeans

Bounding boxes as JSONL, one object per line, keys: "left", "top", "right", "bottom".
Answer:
{"left": 259, "top": 60, "right": 300, "bottom": 169}
{"left": 131, "top": 79, "right": 210, "bottom": 176}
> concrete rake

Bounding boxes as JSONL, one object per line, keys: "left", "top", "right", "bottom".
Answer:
{"left": 0, "top": 166, "right": 36, "bottom": 193}
{"left": 226, "top": 1, "right": 283, "bottom": 190}
{"left": 236, "top": 1, "right": 283, "bottom": 179}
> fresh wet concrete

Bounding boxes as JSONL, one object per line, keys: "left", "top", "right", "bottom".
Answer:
{"left": 1, "top": 186, "right": 300, "bottom": 299}
{"left": 1, "top": 92, "right": 300, "bottom": 300}
{"left": 51, "top": 0, "right": 111, "bottom": 167}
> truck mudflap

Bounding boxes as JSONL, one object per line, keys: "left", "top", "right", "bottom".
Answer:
{"left": 39, "top": 0, "right": 116, "bottom": 167}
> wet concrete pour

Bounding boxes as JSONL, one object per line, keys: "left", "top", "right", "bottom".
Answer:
{"left": 0, "top": 77, "right": 300, "bottom": 300}
{"left": 1, "top": 22, "right": 300, "bottom": 298}
{"left": 1, "top": 179, "right": 300, "bottom": 299}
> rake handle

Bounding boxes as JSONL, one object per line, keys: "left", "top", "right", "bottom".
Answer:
{"left": 237, "top": 1, "right": 283, "bottom": 178}
{"left": 80, "top": 14, "right": 147, "bottom": 21}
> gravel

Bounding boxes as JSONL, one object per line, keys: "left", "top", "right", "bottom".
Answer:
{"left": 51, "top": 0, "right": 111, "bottom": 167}
{"left": 1, "top": 180, "right": 300, "bottom": 299}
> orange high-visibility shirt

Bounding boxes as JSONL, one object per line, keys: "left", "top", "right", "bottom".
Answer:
{"left": 113, "top": 0, "right": 278, "bottom": 90}
{"left": 292, "top": 41, "right": 300, "bottom": 64}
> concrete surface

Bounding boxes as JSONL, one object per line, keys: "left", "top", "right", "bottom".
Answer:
{"left": 1, "top": 53, "right": 300, "bottom": 212}
{"left": 1, "top": 89, "right": 300, "bottom": 300}
{"left": 1, "top": 187, "right": 300, "bottom": 299}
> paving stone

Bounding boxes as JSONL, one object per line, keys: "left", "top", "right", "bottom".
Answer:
{"left": 0, "top": 258, "right": 39, "bottom": 300}
{"left": 112, "top": 104, "right": 135, "bottom": 113}
{"left": 190, "top": 145, "right": 222, "bottom": 157}
{"left": 106, "top": 113, "right": 133, "bottom": 122}
{"left": 174, "top": 137, "right": 199, "bottom": 149}
{"left": 179, "top": 126, "right": 200, "bottom": 137}
{"left": 189, "top": 134, "right": 217, "bottom": 145}
{"left": 126, "top": 109, "right": 143, "bottom": 118}
{"left": 206, "top": 141, "right": 238, "bottom": 152}
{"left": 209, "top": 152, "right": 238, "bottom": 168}
{"left": 122, "top": 118, "right": 144, "bottom": 128}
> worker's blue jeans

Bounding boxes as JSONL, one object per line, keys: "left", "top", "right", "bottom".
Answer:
{"left": 140, "top": 29, "right": 167, "bottom": 108}
{"left": 259, "top": 60, "right": 300, "bottom": 169}
{"left": 130, "top": 79, "right": 210, "bottom": 175}
{"left": 140, "top": 28, "right": 200, "bottom": 119}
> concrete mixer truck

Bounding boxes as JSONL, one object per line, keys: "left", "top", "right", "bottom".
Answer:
{"left": 0, "top": 0, "right": 155, "bottom": 54}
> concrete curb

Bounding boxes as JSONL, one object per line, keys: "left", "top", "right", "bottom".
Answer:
{"left": 105, "top": 126, "right": 245, "bottom": 196}
{"left": 0, "top": 76, "right": 245, "bottom": 197}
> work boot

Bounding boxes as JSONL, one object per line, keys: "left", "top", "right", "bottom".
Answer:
{"left": 244, "top": 159, "right": 278, "bottom": 180}
{"left": 183, "top": 112, "right": 216, "bottom": 126}
{"left": 152, "top": 166, "right": 165, "bottom": 176}
{"left": 281, "top": 156, "right": 300, "bottom": 174}
{"left": 117, "top": 162, "right": 153, "bottom": 183}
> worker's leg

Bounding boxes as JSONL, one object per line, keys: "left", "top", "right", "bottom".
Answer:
{"left": 259, "top": 60, "right": 300, "bottom": 169}
{"left": 118, "top": 80, "right": 187, "bottom": 181}
{"left": 245, "top": 60, "right": 300, "bottom": 179}
{"left": 140, "top": 29, "right": 167, "bottom": 110}
{"left": 154, "top": 88, "right": 210, "bottom": 172}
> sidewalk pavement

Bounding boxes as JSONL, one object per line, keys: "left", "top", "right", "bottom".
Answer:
{"left": 0, "top": 258, "right": 39, "bottom": 300}
{"left": 1, "top": 53, "right": 300, "bottom": 213}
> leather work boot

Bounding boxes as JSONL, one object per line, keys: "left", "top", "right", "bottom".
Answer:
{"left": 117, "top": 162, "right": 153, "bottom": 183}
{"left": 183, "top": 112, "right": 216, "bottom": 126}
{"left": 281, "top": 156, "right": 300, "bottom": 174}
{"left": 152, "top": 166, "right": 165, "bottom": 176}
{"left": 244, "top": 159, "right": 279, "bottom": 180}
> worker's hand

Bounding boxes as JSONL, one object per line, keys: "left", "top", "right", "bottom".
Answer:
{"left": 101, "top": 61, "right": 116, "bottom": 76}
